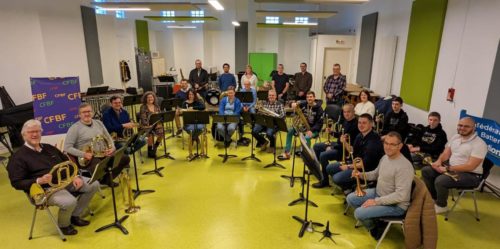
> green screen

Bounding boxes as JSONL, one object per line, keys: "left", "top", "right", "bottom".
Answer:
{"left": 248, "top": 53, "right": 277, "bottom": 87}
{"left": 400, "top": 0, "right": 448, "bottom": 110}
{"left": 135, "top": 20, "right": 150, "bottom": 52}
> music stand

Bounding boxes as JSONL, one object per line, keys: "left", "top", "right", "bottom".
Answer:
{"left": 141, "top": 119, "right": 168, "bottom": 177}
{"left": 241, "top": 112, "right": 260, "bottom": 162}
{"left": 256, "top": 115, "right": 287, "bottom": 169}
{"left": 127, "top": 130, "right": 155, "bottom": 199}
{"left": 212, "top": 114, "right": 239, "bottom": 163}
{"left": 150, "top": 111, "right": 175, "bottom": 160}
{"left": 292, "top": 133, "right": 324, "bottom": 238}
{"left": 257, "top": 91, "right": 268, "bottom": 101}
{"left": 281, "top": 130, "right": 305, "bottom": 187}
{"left": 92, "top": 149, "right": 129, "bottom": 235}
{"left": 161, "top": 102, "right": 181, "bottom": 139}
{"left": 236, "top": 91, "right": 254, "bottom": 103}
{"left": 183, "top": 111, "right": 210, "bottom": 161}
{"left": 288, "top": 133, "right": 319, "bottom": 207}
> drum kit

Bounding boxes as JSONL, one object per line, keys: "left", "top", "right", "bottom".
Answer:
{"left": 205, "top": 81, "right": 222, "bottom": 106}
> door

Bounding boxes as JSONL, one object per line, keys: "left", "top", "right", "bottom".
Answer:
{"left": 322, "top": 48, "right": 352, "bottom": 99}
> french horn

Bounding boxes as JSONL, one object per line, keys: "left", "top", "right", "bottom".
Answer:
{"left": 78, "top": 134, "right": 113, "bottom": 167}
{"left": 30, "top": 161, "right": 79, "bottom": 206}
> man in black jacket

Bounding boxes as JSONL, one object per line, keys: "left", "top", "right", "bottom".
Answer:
{"left": 408, "top": 112, "right": 448, "bottom": 163}
{"left": 379, "top": 96, "right": 409, "bottom": 141}
{"left": 188, "top": 59, "right": 208, "bottom": 99}
{"left": 7, "top": 119, "right": 99, "bottom": 235}
{"left": 326, "top": 114, "right": 384, "bottom": 193}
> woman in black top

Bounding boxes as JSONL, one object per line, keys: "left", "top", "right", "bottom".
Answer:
{"left": 179, "top": 89, "right": 206, "bottom": 141}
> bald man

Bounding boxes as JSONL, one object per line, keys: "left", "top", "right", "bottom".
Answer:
{"left": 421, "top": 117, "right": 488, "bottom": 214}
{"left": 188, "top": 59, "right": 209, "bottom": 99}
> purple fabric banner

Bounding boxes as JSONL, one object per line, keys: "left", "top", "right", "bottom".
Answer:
{"left": 30, "top": 77, "right": 81, "bottom": 136}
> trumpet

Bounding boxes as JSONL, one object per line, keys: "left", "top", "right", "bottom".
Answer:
{"left": 78, "top": 134, "right": 113, "bottom": 167}
{"left": 352, "top": 156, "right": 367, "bottom": 197}
{"left": 375, "top": 111, "right": 384, "bottom": 134}
{"left": 292, "top": 104, "right": 311, "bottom": 133}
{"left": 120, "top": 170, "right": 140, "bottom": 214}
{"left": 30, "top": 161, "right": 79, "bottom": 206}
{"left": 423, "top": 157, "right": 459, "bottom": 182}
{"left": 340, "top": 128, "right": 351, "bottom": 165}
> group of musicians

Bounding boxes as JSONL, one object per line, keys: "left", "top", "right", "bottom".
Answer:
{"left": 6, "top": 60, "right": 489, "bottom": 243}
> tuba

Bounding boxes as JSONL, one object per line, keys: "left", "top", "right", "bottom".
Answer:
{"left": 119, "top": 170, "right": 140, "bottom": 214}
{"left": 352, "top": 156, "right": 367, "bottom": 197}
{"left": 30, "top": 161, "right": 79, "bottom": 206}
{"left": 78, "top": 134, "right": 113, "bottom": 167}
{"left": 292, "top": 104, "right": 311, "bottom": 133}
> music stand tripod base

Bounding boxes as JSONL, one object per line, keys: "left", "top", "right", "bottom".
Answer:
{"left": 142, "top": 166, "right": 165, "bottom": 177}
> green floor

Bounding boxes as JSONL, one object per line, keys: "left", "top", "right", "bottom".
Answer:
{"left": 0, "top": 135, "right": 499, "bottom": 249}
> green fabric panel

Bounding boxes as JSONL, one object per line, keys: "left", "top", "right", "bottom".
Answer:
{"left": 135, "top": 20, "right": 150, "bottom": 52}
{"left": 248, "top": 53, "right": 277, "bottom": 86}
{"left": 400, "top": 0, "right": 448, "bottom": 111}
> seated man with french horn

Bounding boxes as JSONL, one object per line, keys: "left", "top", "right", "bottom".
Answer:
{"left": 65, "top": 103, "right": 130, "bottom": 187}
{"left": 278, "top": 91, "right": 323, "bottom": 160}
{"left": 346, "top": 131, "right": 414, "bottom": 240}
{"left": 7, "top": 119, "right": 99, "bottom": 236}
{"left": 102, "top": 95, "right": 139, "bottom": 146}
{"left": 326, "top": 113, "right": 384, "bottom": 194}
{"left": 252, "top": 89, "right": 284, "bottom": 153}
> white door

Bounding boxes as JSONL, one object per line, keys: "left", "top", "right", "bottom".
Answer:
{"left": 322, "top": 48, "right": 352, "bottom": 99}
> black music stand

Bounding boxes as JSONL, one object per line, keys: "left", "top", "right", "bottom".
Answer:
{"left": 236, "top": 91, "right": 254, "bottom": 104}
{"left": 128, "top": 131, "right": 155, "bottom": 199}
{"left": 292, "top": 133, "right": 324, "bottom": 238}
{"left": 257, "top": 91, "right": 268, "bottom": 101}
{"left": 162, "top": 100, "right": 182, "bottom": 139}
{"left": 183, "top": 111, "right": 210, "bottom": 161}
{"left": 92, "top": 149, "right": 129, "bottom": 235}
{"left": 213, "top": 114, "right": 239, "bottom": 163}
{"left": 281, "top": 130, "right": 305, "bottom": 187}
{"left": 241, "top": 112, "right": 260, "bottom": 162}
{"left": 141, "top": 118, "right": 170, "bottom": 177}
{"left": 255, "top": 115, "right": 287, "bottom": 169}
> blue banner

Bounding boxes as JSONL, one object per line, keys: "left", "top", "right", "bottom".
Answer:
{"left": 30, "top": 77, "right": 81, "bottom": 136}
{"left": 460, "top": 110, "right": 500, "bottom": 166}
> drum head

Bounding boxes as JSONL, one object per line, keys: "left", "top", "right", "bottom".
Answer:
{"left": 209, "top": 96, "right": 219, "bottom": 106}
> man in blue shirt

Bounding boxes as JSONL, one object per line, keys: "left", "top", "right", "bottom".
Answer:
{"left": 218, "top": 63, "right": 236, "bottom": 92}
{"left": 102, "top": 95, "right": 136, "bottom": 140}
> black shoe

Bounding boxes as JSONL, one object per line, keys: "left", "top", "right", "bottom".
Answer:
{"left": 147, "top": 149, "right": 156, "bottom": 158}
{"left": 71, "top": 216, "right": 90, "bottom": 227}
{"left": 60, "top": 225, "right": 78, "bottom": 235}
{"left": 107, "top": 181, "right": 119, "bottom": 188}
{"left": 312, "top": 181, "right": 330, "bottom": 189}
{"left": 224, "top": 140, "right": 232, "bottom": 148}
{"left": 295, "top": 150, "right": 302, "bottom": 157}
{"left": 175, "top": 129, "right": 183, "bottom": 136}
{"left": 370, "top": 221, "right": 387, "bottom": 240}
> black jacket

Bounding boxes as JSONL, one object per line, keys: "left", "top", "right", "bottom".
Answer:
{"left": 382, "top": 109, "right": 409, "bottom": 140}
{"left": 414, "top": 124, "right": 447, "bottom": 158}
{"left": 181, "top": 100, "right": 205, "bottom": 111}
{"left": 352, "top": 130, "right": 384, "bottom": 171}
{"left": 298, "top": 101, "right": 324, "bottom": 133}
{"left": 188, "top": 68, "right": 209, "bottom": 88}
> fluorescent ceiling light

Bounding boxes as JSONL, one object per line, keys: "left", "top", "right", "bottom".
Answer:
{"left": 98, "top": 7, "right": 151, "bottom": 11}
{"left": 283, "top": 22, "right": 318, "bottom": 26}
{"left": 208, "top": 0, "right": 224, "bottom": 11}
{"left": 167, "top": 25, "right": 197, "bottom": 29}
{"left": 232, "top": 21, "right": 240, "bottom": 26}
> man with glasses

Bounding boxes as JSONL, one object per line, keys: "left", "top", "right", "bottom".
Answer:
{"left": 325, "top": 113, "right": 384, "bottom": 193}
{"left": 102, "top": 95, "right": 137, "bottom": 141}
{"left": 421, "top": 117, "right": 487, "bottom": 214}
{"left": 346, "top": 131, "right": 415, "bottom": 240}
{"left": 293, "top": 62, "right": 312, "bottom": 100}
{"left": 188, "top": 59, "right": 209, "bottom": 99}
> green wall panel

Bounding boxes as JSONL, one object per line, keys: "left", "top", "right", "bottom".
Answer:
{"left": 400, "top": 0, "right": 447, "bottom": 110}
{"left": 249, "top": 53, "right": 277, "bottom": 86}
{"left": 135, "top": 20, "right": 150, "bottom": 52}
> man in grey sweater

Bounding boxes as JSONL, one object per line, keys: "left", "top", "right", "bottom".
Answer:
{"left": 346, "top": 131, "right": 415, "bottom": 239}
{"left": 64, "top": 103, "right": 129, "bottom": 186}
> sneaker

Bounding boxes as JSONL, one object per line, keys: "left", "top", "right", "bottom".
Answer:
{"left": 278, "top": 152, "right": 290, "bottom": 160}
{"left": 434, "top": 204, "right": 448, "bottom": 214}
{"left": 60, "top": 225, "right": 78, "bottom": 235}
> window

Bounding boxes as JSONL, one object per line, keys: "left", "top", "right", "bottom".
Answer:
{"left": 161, "top": 11, "right": 175, "bottom": 23}
{"left": 115, "top": 10, "right": 125, "bottom": 19}
{"left": 295, "top": 17, "right": 309, "bottom": 24}
{"left": 265, "top": 16, "right": 279, "bottom": 24}
{"left": 191, "top": 10, "right": 205, "bottom": 23}
{"left": 95, "top": 0, "right": 107, "bottom": 15}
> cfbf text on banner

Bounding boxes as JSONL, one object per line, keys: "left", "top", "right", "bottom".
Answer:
{"left": 30, "top": 77, "right": 81, "bottom": 135}
{"left": 460, "top": 110, "right": 500, "bottom": 166}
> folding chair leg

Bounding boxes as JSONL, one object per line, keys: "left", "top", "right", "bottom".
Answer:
{"left": 472, "top": 191, "right": 480, "bottom": 221}
{"left": 46, "top": 208, "right": 66, "bottom": 241}
{"left": 29, "top": 207, "right": 37, "bottom": 240}
{"left": 344, "top": 203, "right": 350, "bottom": 215}
{"left": 97, "top": 184, "right": 105, "bottom": 199}
{"left": 376, "top": 222, "right": 393, "bottom": 249}
{"left": 445, "top": 191, "right": 465, "bottom": 221}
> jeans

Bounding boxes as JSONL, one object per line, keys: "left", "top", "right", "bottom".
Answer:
{"left": 346, "top": 188, "right": 406, "bottom": 230}
{"left": 284, "top": 128, "right": 316, "bottom": 153}
{"left": 326, "top": 162, "right": 354, "bottom": 190}
{"left": 313, "top": 142, "right": 340, "bottom": 183}
{"left": 217, "top": 123, "right": 237, "bottom": 142}
{"left": 421, "top": 166, "right": 481, "bottom": 207}
{"left": 252, "top": 124, "right": 275, "bottom": 147}
{"left": 184, "top": 124, "right": 205, "bottom": 139}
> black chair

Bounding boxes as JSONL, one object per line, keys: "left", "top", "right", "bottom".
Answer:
{"left": 445, "top": 158, "right": 494, "bottom": 221}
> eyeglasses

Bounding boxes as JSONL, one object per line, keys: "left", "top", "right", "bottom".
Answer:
{"left": 80, "top": 110, "right": 93, "bottom": 114}
{"left": 457, "top": 124, "right": 472, "bottom": 128}
{"left": 383, "top": 142, "right": 400, "bottom": 147}
{"left": 26, "top": 130, "right": 42, "bottom": 134}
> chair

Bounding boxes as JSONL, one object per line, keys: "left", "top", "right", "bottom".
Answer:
{"left": 26, "top": 194, "right": 67, "bottom": 241}
{"left": 445, "top": 158, "right": 494, "bottom": 221}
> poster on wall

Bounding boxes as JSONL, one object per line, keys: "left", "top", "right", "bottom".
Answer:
{"left": 460, "top": 110, "right": 500, "bottom": 166}
{"left": 30, "top": 77, "right": 81, "bottom": 136}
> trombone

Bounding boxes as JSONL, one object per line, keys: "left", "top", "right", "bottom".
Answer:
{"left": 352, "top": 156, "right": 367, "bottom": 197}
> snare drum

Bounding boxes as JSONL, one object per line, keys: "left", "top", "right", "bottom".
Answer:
{"left": 206, "top": 89, "right": 221, "bottom": 106}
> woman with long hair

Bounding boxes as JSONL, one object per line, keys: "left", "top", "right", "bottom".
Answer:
{"left": 139, "top": 91, "right": 164, "bottom": 158}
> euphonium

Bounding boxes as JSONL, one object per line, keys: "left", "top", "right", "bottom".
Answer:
{"left": 292, "top": 104, "right": 311, "bottom": 133}
{"left": 78, "top": 134, "right": 113, "bottom": 167}
{"left": 30, "top": 161, "right": 79, "bottom": 206}
{"left": 258, "top": 106, "right": 280, "bottom": 118}
{"left": 120, "top": 170, "right": 140, "bottom": 214}
{"left": 352, "top": 156, "right": 367, "bottom": 197}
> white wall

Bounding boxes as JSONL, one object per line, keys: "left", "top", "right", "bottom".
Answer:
{"left": 0, "top": 0, "right": 90, "bottom": 106}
